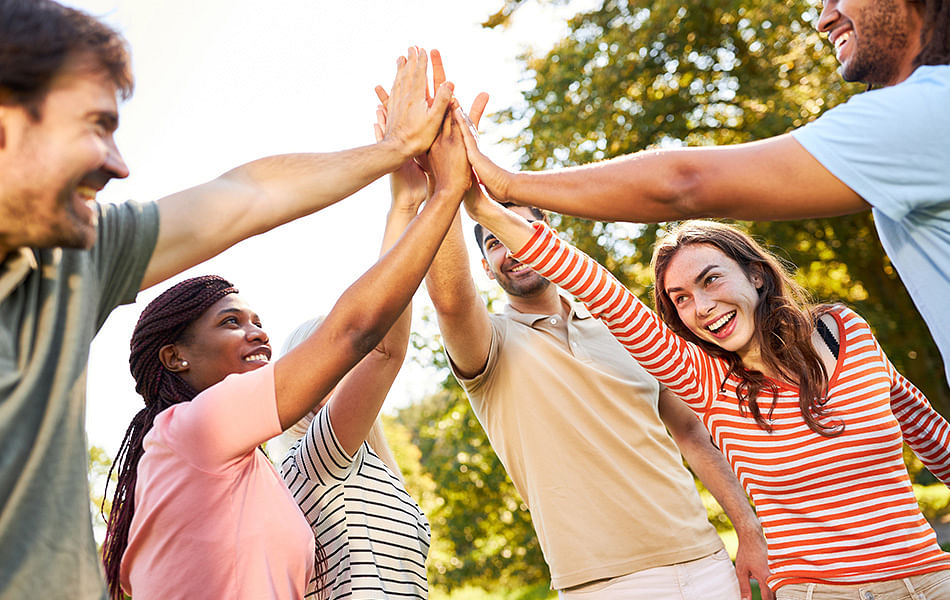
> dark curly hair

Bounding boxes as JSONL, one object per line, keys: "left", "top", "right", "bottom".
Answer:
{"left": 652, "top": 221, "right": 843, "bottom": 437}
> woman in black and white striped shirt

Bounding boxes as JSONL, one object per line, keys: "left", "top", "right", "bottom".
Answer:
{"left": 271, "top": 115, "right": 447, "bottom": 598}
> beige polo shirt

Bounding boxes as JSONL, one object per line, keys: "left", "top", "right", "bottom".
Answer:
{"left": 453, "top": 298, "right": 723, "bottom": 590}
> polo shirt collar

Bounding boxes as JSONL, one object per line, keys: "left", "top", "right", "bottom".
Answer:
{"left": 502, "top": 292, "right": 593, "bottom": 326}
{"left": 0, "top": 247, "right": 38, "bottom": 302}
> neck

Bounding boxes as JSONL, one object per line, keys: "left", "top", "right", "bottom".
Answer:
{"left": 506, "top": 286, "right": 567, "bottom": 318}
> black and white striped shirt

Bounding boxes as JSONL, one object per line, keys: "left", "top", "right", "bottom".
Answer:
{"left": 281, "top": 407, "right": 430, "bottom": 599}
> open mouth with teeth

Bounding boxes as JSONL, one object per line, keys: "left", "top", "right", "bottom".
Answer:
{"left": 507, "top": 263, "right": 532, "bottom": 275}
{"left": 833, "top": 29, "right": 853, "bottom": 60}
{"left": 243, "top": 352, "right": 270, "bottom": 363}
{"left": 706, "top": 311, "right": 736, "bottom": 335}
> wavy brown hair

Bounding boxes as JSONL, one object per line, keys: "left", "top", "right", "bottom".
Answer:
{"left": 651, "top": 221, "right": 843, "bottom": 437}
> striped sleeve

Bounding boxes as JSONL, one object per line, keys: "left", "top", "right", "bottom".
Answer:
{"left": 512, "top": 221, "right": 727, "bottom": 410}
{"left": 286, "top": 405, "right": 355, "bottom": 484}
{"left": 881, "top": 347, "right": 950, "bottom": 484}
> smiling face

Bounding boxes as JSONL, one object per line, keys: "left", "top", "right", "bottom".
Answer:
{"left": 662, "top": 243, "right": 765, "bottom": 363}
{"left": 818, "top": 0, "right": 923, "bottom": 87}
{"left": 165, "top": 294, "right": 272, "bottom": 393}
{"left": 480, "top": 206, "right": 552, "bottom": 298}
{"left": 0, "top": 55, "right": 129, "bottom": 258}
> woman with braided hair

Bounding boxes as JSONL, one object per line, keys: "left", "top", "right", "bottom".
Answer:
{"left": 100, "top": 107, "right": 472, "bottom": 600}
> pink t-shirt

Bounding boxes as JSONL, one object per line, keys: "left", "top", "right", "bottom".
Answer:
{"left": 121, "top": 363, "right": 315, "bottom": 599}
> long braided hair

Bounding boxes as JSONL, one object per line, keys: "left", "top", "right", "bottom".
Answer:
{"left": 652, "top": 221, "right": 843, "bottom": 437}
{"left": 101, "top": 275, "right": 238, "bottom": 600}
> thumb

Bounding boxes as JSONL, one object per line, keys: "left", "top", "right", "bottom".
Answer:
{"left": 429, "top": 81, "right": 455, "bottom": 121}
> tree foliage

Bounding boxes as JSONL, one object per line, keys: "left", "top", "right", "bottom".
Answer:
{"left": 491, "top": 0, "right": 948, "bottom": 409}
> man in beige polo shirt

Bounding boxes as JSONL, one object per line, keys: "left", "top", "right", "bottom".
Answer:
{"left": 425, "top": 197, "right": 773, "bottom": 599}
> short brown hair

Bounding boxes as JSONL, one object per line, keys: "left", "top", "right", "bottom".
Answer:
{"left": 0, "top": 0, "right": 133, "bottom": 119}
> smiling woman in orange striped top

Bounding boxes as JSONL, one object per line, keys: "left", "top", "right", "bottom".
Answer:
{"left": 461, "top": 189, "right": 950, "bottom": 599}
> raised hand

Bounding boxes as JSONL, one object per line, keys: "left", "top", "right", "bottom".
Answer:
{"left": 381, "top": 47, "right": 454, "bottom": 159}
{"left": 427, "top": 111, "right": 470, "bottom": 198}
{"left": 453, "top": 100, "right": 512, "bottom": 203}
{"left": 375, "top": 103, "right": 427, "bottom": 215}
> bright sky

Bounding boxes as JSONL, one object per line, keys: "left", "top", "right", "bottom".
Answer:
{"left": 68, "top": 0, "right": 599, "bottom": 456}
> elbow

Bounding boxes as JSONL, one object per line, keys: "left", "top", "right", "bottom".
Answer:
{"left": 663, "top": 158, "right": 717, "bottom": 219}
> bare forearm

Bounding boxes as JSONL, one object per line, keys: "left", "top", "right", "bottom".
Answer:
{"left": 503, "top": 138, "right": 866, "bottom": 224}
{"left": 145, "top": 139, "right": 409, "bottom": 289}
{"left": 678, "top": 436, "right": 761, "bottom": 539}
{"left": 333, "top": 186, "right": 461, "bottom": 354}
{"left": 425, "top": 210, "right": 479, "bottom": 314}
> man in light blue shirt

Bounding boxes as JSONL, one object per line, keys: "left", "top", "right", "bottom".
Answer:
{"left": 458, "top": 0, "right": 950, "bottom": 382}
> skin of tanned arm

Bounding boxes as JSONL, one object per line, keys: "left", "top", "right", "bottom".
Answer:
{"left": 323, "top": 121, "right": 428, "bottom": 456}
{"left": 453, "top": 111, "right": 868, "bottom": 225}
{"left": 658, "top": 390, "right": 774, "bottom": 600}
{"left": 272, "top": 112, "right": 466, "bottom": 431}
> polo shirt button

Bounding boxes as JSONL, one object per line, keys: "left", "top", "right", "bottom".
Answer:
{"left": 549, "top": 318, "right": 557, "bottom": 324}
{"left": 862, "top": 592, "right": 873, "bottom": 600}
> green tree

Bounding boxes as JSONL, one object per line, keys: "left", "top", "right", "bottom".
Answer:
{"left": 486, "top": 0, "right": 948, "bottom": 411}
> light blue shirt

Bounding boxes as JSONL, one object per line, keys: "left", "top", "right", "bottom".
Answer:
{"left": 792, "top": 65, "right": 950, "bottom": 384}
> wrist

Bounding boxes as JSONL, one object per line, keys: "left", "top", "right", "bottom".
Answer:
{"left": 378, "top": 135, "right": 415, "bottom": 166}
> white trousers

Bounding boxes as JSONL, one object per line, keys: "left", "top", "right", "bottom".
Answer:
{"left": 775, "top": 569, "right": 950, "bottom": 600}
{"left": 558, "top": 549, "right": 741, "bottom": 600}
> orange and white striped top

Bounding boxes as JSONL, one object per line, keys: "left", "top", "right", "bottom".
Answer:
{"left": 513, "top": 221, "right": 950, "bottom": 590}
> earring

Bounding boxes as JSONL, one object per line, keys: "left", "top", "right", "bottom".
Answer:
{"left": 181, "top": 360, "right": 189, "bottom": 367}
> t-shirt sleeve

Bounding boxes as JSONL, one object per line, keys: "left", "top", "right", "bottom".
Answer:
{"left": 285, "top": 403, "right": 356, "bottom": 484}
{"left": 158, "top": 363, "right": 283, "bottom": 472}
{"left": 791, "top": 69, "right": 950, "bottom": 221}
{"left": 91, "top": 200, "right": 160, "bottom": 329}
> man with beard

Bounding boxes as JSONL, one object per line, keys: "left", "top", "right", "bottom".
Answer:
{"left": 455, "top": 0, "right": 950, "bottom": 384}
{"left": 0, "top": 1, "right": 452, "bottom": 598}
{"left": 425, "top": 197, "right": 772, "bottom": 599}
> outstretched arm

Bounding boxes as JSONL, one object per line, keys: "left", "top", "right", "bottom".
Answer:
{"left": 454, "top": 112, "right": 866, "bottom": 224}
{"left": 142, "top": 47, "right": 454, "bottom": 290}
{"left": 322, "top": 119, "right": 429, "bottom": 456}
{"left": 887, "top": 362, "right": 950, "bottom": 486}
{"left": 273, "top": 111, "right": 469, "bottom": 431}
{"left": 658, "top": 390, "right": 773, "bottom": 600}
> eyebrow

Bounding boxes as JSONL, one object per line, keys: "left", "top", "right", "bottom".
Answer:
{"left": 665, "top": 264, "right": 719, "bottom": 295}
{"left": 90, "top": 110, "right": 119, "bottom": 132}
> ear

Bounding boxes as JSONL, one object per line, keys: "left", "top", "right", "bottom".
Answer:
{"left": 159, "top": 343, "right": 190, "bottom": 373}
{"left": 750, "top": 265, "right": 766, "bottom": 290}
{"left": 481, "top": 258, "right": 495, "bottom": 280}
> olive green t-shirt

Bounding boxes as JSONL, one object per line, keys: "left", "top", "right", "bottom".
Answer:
{"left": 0, "top": 200, "right": 159, "bottom": 600}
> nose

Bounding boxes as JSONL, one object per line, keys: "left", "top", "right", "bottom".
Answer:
{"left": 695, "top": 292, "right": 717, "bottom": 317}
{"left": 103, "top": 136, "right": 130, "bottom": 180}
{"left": 247, "top": 324, "right": 269, "bottom": 345}
{"left": 817, "top": 1, "right": 838, "bottom": 33}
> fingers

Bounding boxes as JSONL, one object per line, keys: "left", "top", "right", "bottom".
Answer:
{"left": 454, "top": 107, "right": 479, "bottom": 148}
{"left": 374, "top": 85, "right": 390, "bottom": 106}
{"left": 429, "top": 81, "right": 455, "bottom": 122}
{"left": 469, "top": 92, "right": 490, "bottom": 129}
{"left": 736, "top": 571, "right": 752, "bottom": 600}
{"left": 373, "top": 123, "right": 384, "bottom": 143}
{"left": 431, "top": 48, "right": 446, "bottom": 95}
